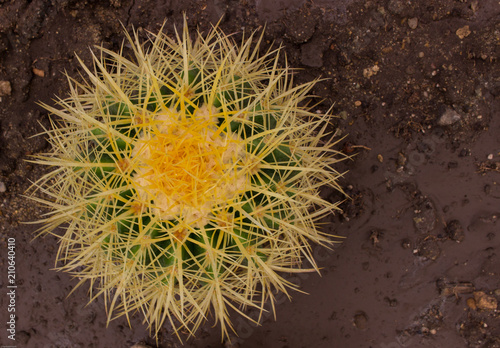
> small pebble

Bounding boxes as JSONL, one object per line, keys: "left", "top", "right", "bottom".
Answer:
{"left": 438, "top": 108, "right": 461, "bottom": 126}
{"left": 33, "top": 68, "right": 45, "bottom": 77}
{"left": 0, "top": 81, "right": 11, "bottom": 96}
{"left": 363, "top": 65, "right": 380, "bottom": 78}
{"left": 408, "top": 17, "right": 418, "bottom": 30}
{"left": 401, "top": 238, "right": 411, "bottom": 249}
{"left": 466, "top": 297, "right": 477, "bottom": 310}
{"left": 0, "top": 181, "right": 6, "bottom": 193}
{"left": 456, "top": 25, "right": 471, "bottom": 39}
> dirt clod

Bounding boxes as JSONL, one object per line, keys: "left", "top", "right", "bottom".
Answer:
{"left": 301, "top": 41, "right": 323, "bottom": 67}
{"left": 445, "top": 219, "right": 465, "bottom": 242}
{"left": 413, "top": 201, "right": 437, "bottom": 234}
{"left": 353, "top": 311, "right": 368, "bottom": 330}
{"left": 474, "top": 291, "right": 498, "bottom": 311}
{"left": 417, "top": 238, "right": 440, "bottom": 260}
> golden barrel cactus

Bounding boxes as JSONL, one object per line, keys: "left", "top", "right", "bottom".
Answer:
{"left": 30, "top": 20, "right": 345, "bottom": 339}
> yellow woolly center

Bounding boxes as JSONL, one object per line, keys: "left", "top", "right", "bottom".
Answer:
{"left": 131, "top": 105, "right": 246, "bottom": 227}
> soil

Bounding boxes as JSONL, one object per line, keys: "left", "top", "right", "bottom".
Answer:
{"left": 1, "top": 0, "right": 499, "bottom": 347}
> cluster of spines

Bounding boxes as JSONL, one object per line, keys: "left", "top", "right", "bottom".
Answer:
{"left": 30, "top": 21, "right": 345, "bottom": 339}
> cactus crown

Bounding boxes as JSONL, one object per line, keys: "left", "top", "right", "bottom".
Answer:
{"left": 30, "top": 19, "right": 346, "bottom": 340}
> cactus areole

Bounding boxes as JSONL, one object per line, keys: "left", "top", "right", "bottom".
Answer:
{"left": 30, "top": 20, "right": 345, "bottom": 340}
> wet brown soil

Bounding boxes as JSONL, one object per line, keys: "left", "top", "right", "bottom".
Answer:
{"left": 1, "top": 0, "right": 499, "bottom": 347}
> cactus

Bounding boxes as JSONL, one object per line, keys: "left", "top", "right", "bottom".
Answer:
{"left": 29, "top": 20, "right": 345, "bottom": 339}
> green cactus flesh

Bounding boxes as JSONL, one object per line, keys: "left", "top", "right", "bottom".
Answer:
{"left": 31, "top": 20, "right": 345, "bottom": 339}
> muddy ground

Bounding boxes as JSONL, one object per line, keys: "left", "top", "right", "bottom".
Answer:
{"left": 0, "top": 0, "right": 499, "bottom": 347}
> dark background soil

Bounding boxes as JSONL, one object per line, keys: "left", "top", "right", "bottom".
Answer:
{"left": 1, "top": 0, "right": 500, "bottom": 347}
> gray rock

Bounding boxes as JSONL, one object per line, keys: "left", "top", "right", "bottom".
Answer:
{"left": 438, "top": 108, "right": 461, "bottom": 126}
{"left": 408, "top": 17, "right": 418, "bottom": 30}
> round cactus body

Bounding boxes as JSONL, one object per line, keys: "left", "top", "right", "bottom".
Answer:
{"left": 31, "top": 20, "right": 345, "bottom": 339}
